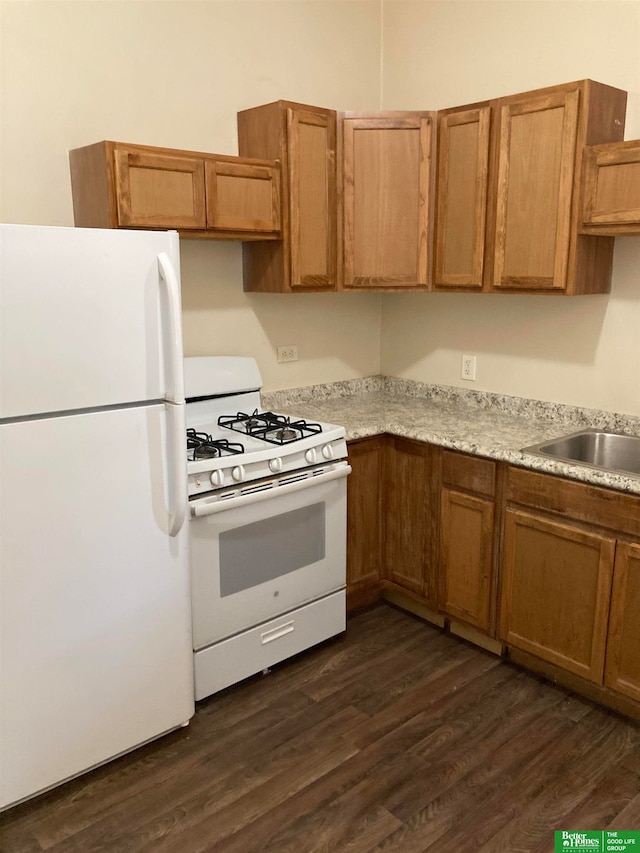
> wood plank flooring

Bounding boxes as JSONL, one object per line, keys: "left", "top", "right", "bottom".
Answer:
{"left": 2, "top": 604, "right": 639, "bottom": 852}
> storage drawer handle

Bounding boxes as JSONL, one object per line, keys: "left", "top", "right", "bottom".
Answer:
{"left": 261, "top": 621, "right": 294, "bottom": 645}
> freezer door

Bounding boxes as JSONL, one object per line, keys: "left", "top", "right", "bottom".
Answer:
{"left": 0, "top": 224, "right": 183, "bottom": 418}
{"left": 0, "top": 404, "right": 194, "bottom": 809}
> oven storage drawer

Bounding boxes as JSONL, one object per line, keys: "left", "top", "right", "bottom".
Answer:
{"left": 193, "top": 590, "right": 345, "bottom": 699}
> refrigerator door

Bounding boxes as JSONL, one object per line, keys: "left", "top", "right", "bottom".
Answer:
{"left": 0, "top": 404, "right": 194, "bottom": 809}
{"left": 0, "top": 224, "right": 183, "bottom": 419}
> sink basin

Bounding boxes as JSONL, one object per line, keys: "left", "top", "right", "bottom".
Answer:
{"left": 522, "top": 429, "right": 640, "bottom": 477}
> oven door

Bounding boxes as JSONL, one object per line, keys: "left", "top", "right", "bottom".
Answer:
{"left": 189, "top": 461, "right": 350, "bottom": 649}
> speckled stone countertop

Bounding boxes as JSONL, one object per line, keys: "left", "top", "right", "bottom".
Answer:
{"left": 262, "top": 376, "right": 640, "bottom": 496}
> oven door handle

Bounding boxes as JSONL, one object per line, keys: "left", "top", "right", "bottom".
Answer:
{"left": 191, "top": 463, "right": 352, "bottom": 517}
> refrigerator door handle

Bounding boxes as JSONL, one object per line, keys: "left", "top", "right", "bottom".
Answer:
{"left": 157, "top": 252, "right": 185, "bottom": 405}
{"left": 166, "top": 401, "right": 188, "bottom": 537}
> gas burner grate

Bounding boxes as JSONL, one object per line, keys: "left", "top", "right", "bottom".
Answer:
{"left": 186, "top": 428, "right": 245, "bottom": 461}
{"left": 218, "top": 410, "right": 322, "bottom": 445}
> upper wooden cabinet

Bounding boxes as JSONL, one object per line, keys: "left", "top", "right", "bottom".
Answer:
{"left": 69, "top": 141, "right": 281, "bottom": 239}
{"left": 340, "top": 112, "right": 435, "bottom": 290}
{"left": 434, "top": 107, "right": 490, "bottom": 289}
{"left": 581, "top": 140, "right": 640, "bottom": 235}
{"left": 434, "top": 80, "right": 627, "bottom": 294}
{"left": 238, "top": 101, "right": 337, "bottom": 292}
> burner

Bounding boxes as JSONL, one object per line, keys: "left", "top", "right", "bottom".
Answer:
{"left": 266, "top": 426, "right": 301, "bottom": 444}
{"left": 186, "top": 429, "right": 244, "bottom": 462}
{"left": 218, "top": 411, "right": 322, "bottom": 445}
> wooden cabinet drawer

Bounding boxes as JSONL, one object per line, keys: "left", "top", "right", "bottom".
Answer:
{"left": 442, "top": 450, "right": 495, "bottom": 497}
{"left": 507, "top": 466, "right": 640, "bottom": 538}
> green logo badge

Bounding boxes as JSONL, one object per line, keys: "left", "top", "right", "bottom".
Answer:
{"left": 554, "top": 831, "right": 640, "bottom": 852}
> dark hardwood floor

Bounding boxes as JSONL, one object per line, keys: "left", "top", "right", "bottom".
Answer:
{"left": 2, "top": 603, "right": 639, "bottom": 852}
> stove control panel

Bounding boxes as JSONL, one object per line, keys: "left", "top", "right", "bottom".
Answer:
{"left": 187, "top": 436, "right": 348, "bottom": 498}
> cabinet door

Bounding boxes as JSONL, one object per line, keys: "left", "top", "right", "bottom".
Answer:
{"left": 346, "top": 438, "right": 384, "bottom": 606}
{"left": 492, "top": 90, "right": 579, "bottom": 291}
{"left": 114, "top": 147, "right": 206, "bottom": 229}
{"left": 500, "top": 509, "right": 615, "bottom": 682}
{"left": 582, "top": 141, "right": 640, "bottom": 235}
{"left": 439, "top": 488, "right": 494, "bottom": 632}
{"left": 384, "top": 438, "right": 436, "bottom": 600}
{"left": 605, "top": 542, "right": 640, "bottom": 702}
{"left": 342, "top": 115, "right": 432, "bottom": 289}
{"left": 205, "top": 160, "right": 280, "bottom": 234}
{"left": 434, "top": 107, "right": 490, "bottom": 289}
{"left": 287, "top": 108, "right": 337, "bottom": 289}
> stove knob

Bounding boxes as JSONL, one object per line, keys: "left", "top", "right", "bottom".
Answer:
{"left": 231, "top": 465, "right": 246, "bottom": 483}
{"left": 305, "top": 448, "right": 317, "bottom": 465}
{"left": 322, "top": 444, "right": 334, "bottom": 460}
{"left": 210, "top": 469, "right": 225, "bottom": 488}
{"left": 269, "top": 457, "right": 283, "bottom": 473}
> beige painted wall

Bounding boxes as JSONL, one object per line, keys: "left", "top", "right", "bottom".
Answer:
{"left": 2, "top": 0, "right": 640, "bottom": 410}
{"left": 0, "top": 0, "right": 383, "bottom": 391}
{"left": 381, "top": 0, "right": 640, "bottom": 415}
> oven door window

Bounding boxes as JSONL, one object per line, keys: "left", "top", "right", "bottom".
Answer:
{"left": 219, "top": 503, "right": 325, "bottom": 596}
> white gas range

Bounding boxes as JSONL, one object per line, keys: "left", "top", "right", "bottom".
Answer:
{"left": 184, "top": 357, "right": 350, "bottom": 700}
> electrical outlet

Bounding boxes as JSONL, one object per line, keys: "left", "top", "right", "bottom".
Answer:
{"left": 277, "top": 345, "right": 298, "bottom": 363}
{"left": 461, "top": 354, "right": 477, "bottom": 381}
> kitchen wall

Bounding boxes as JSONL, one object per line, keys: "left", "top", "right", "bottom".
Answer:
{"left": 0, "top": 0, "right": 384, "bottom": 391}
{"left": 381, "top": 0, "right": 640, "bottom": 415}
{"left": 2, "top": 0, "right": 639, "bottom": 413}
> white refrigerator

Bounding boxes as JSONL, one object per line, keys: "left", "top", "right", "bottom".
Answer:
{"left": 0, "top": 224, "right": 194, "bottom": 810}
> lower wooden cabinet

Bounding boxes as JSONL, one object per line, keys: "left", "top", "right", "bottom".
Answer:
{"left": 438, "top": 451, "right": 497, "bottom": 634}
{"left": 501, "top": 467, "right": 640, "bottom": 710}
{"left": 384, "top": 437, "right": 438, "bottom": 602}
{"left": 345, "top": 438, "right": 640, "bottom": 715}
{"left": 499, "top": 508, "right": 615, "bottom": 682}
{"left": 346, "top": 437, "right": 384, "bottom": 608}
{"left": 605, "top": 542, "right": 640, "bottom": 702}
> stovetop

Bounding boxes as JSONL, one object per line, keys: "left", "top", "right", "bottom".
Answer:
{"left": 183, "top": 356, "right": 347, "bottom": 498}
{"left": 218, "top": 410, "right": 323, "bottom": 446}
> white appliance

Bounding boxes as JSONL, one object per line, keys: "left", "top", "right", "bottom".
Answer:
{"left": 184, "top": 357, "right": 350, "bottom": 700}
{"left": 0, "top": 224, "right": 194, "bottom": 810}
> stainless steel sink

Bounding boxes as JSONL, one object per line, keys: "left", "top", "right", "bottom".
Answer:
{"left": 522, "top": 429, "right": 640, "bottom": 477}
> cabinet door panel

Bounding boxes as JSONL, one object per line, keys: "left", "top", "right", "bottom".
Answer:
{"left": 288, "top": 108, "right": 336, "bottom": 289}
{"left": 493, "top": 91, "right": 579, "bottom": 291}
{"left": 384, "top": 438, "right": 435, "bottom": 599}
{"left": 343, "top": 116, "right": 431, "bottom": 288}
{"left": 500, "top": 509, "right": 614, "bottom": 682}
{"left": 439, "top": 488, "right": 494, "bottom": 632}
{"left": 346, "top": 439, "right": 384, "bottom": 600}
{"left": 605, "top": 542, "right": 640, "bottom": 702}
{"left": 205, "top": 161, "right": 280, "bottom": 234}
{"left": 435, "top": 108, "right": 490, "bottom": 288}
{"left": 114, "top": 149, "right": 206, "bottom": 229}
{"left": 582, "top": 141, "right": 640, "bottom": 234}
